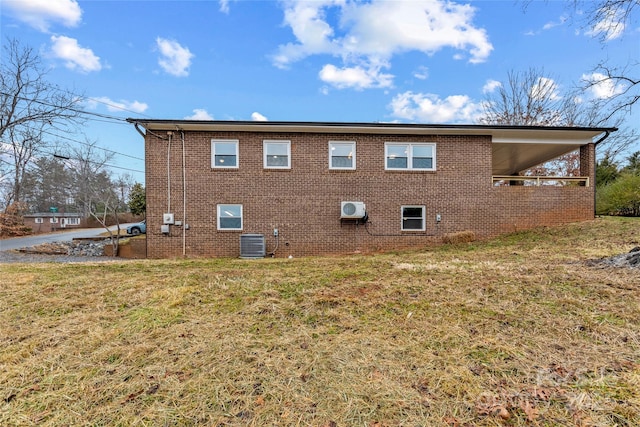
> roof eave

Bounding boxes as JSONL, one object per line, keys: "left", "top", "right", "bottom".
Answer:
{"left": 126, "top": 119, "right": 616, "bottom": 142}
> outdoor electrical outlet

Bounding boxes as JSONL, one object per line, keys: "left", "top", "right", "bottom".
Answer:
{"left": 273, "top": 228, "right": 279, "bottom": 237}
{"left": 436, "top": 214, "right": 442, "bottom": 223}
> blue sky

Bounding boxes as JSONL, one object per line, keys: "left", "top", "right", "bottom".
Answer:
{"left": 1, "top": 0, "right": 638, "bottom": 184}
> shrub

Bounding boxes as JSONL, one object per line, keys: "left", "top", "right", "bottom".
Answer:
{"left": 596, "top": 173, "right": 640, "bottom": 216}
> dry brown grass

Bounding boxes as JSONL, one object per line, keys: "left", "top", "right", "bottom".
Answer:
{"left": 442, "top": 230, "right": 476, "bottom": 244}
{"left": 1, "top": 217, "right": 639, "bottom": 426}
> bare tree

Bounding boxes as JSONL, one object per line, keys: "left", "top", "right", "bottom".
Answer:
{"left": 576, "top": 1, "right": 638, "bottom": 118}
{"left": 0, "top": 38, "right": 84, "bottom": 210}
{"left": 68, "top": 141, "right": 123, "bottom": 255}
{"left": 480, "top": 68, "right": 580, "bottom": 126}
{"left": 67, "top": 141, "right": 114, "bottom": 218}
{"left": 480, "top": 68, "right": 574, "bottom": 126}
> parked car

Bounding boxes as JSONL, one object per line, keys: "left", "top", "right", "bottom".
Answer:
{"left": 127, "top": 220, "right": 146, "bottom": 235}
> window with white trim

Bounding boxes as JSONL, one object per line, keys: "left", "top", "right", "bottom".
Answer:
{"left": 66, "top": 217, "right": 80, "bottom": 225}
{"left": 35, "top": 217, "right": 43, "bottom": 224}
{"left": 385, "top": 143, "right": 435, "bottom": 171}
{"left": 212, "top": 140, "right": 239, "bottom": 168}
{"left": 50, "top": 217, "right": 58, "bottom": 224}
{"left": 329, "top": 141, "right": 356, "bottom": 170}
{"left": 217, "top": 204, "right": 243, "bottom": 230}
{"left": 401, "top": 206, "right": 426, "bottom": 231}
{"left": 263, "top": 140, "right": 291, "bottom": 169}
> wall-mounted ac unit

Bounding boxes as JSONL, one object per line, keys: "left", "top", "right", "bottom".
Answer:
{"left": 341, "top": 201, "right": 366, "bottom": 219}
{"left": 240, "top": 234, "right": 266, "bottom": 259}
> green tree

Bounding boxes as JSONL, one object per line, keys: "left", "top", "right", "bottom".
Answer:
{"left": 596, "top": 156, "right": 620, "bottom": 186}
{"left": 127, "top": 183, "right": 146, "bottom": 216}
{"left": 621, "top": 151, "right": 640, "bottom": 176}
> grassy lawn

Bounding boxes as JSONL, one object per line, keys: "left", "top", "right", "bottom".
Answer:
{"left": 1, "top": 217, "right": 639, "bottom": 426}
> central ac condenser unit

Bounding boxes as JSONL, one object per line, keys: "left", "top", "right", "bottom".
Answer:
{"left": 240, "top": 234, "right": 266, "bottom": 258}
{"left": 340, "top": 201, "right": 366, "bottom": 219}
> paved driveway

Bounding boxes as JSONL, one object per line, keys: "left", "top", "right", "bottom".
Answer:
{"left": 0, "top": 224, "right": 135, "bottom": 252}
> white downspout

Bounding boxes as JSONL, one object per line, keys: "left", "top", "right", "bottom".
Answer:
{"left": 181, "top": 129, "right": 187, "bottom": 257}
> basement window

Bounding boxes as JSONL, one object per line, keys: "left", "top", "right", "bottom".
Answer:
{"left": 212, "top": 139, "right": 239, "bottom": 168}
{"left": 217, "top": 204, "right": 243, "bottom": 230}
{"left": 385, "top": 143, "right": 435, "bottom": 171}
{"left": 329, "top": 141, "right": 356, "bottom": 170}
{"left": 401, "top": 206, "right": 425, "bottom": 231}
{"left": 264, "top": 140, "right": 291, "bottom": 169}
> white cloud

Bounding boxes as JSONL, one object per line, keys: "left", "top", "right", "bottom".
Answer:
{"left": 389, "top": 91, "right": 484, "bottom": 123}
{"left": 185, "top": 109, "right": 214, "bottom": 120}
{"left": 542, "top": 16, "right": 567, "bottom": 31}
{"left": 3, "top": 0, "right": 82, "bottom": 32}
{"left": 413, "top": 66, "right": 429, "bottom": 80}
{"left": 582, "top": 72, "right": 626, "bottom": 99}
{"left": 156, "top": 37, "right": 194, "bottom": 77}
{"left": 319, "top": 63, "right": 394, "bottom": 90}
{"left": 50, "top": 36, "right": 101, "bottom": 73}
{"left": 219, "top": 0, "right": 230, "bottom": 14}
{"left": 273, "top": 0, "right": 492, "bottom": 77}
{"left": 251, "top": 112, "right": 268, "bottom": 121}
{"left": 482, "top": 79, "right": 502, "bottom": 94}
{"left": 529, "top": 77, "right": 561, "bottom": 101}
{"left": 87, "top": 97, "right": 148, "bottom": 113}
{"left": 585, "top": 9, "right": 625, "bottom": 41}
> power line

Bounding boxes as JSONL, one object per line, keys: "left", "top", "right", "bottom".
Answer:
{"left": 0, "top": 91, "right": 129, "bottom": 124}
{"left": 41, "top": 129, "right": 144, "bottom": 161}
{"left": 84, "top": 96, "right": 153, "bottom": 119}
{"left": 40, "top": 150, "right": 145, "bottom": 174}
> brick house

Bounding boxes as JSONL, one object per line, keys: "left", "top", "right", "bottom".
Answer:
{"left": 128, "top": 120, "right": 615, "bottom": 259}
{"left": 23, "top": 212, "right": 83, "bottom": 233}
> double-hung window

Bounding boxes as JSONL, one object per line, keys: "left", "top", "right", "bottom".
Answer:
{"left": 329, "top": 141, "right": 356, "bottom": 170}
{"left": 401, "top": 206, "right": 426, "bottom": 231}
{"left": 217, "top": 204, "right": 243, "bottom": 230}
{"left": 263, "top": 140, "right": 291, "bottom": 169}
{"left": 212, "top": 139, "right": 239, "bottom": 168}
{"left": 385, "top": 143, "right": 435, "bottom": 171}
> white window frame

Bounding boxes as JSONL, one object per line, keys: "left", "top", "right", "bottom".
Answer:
{"left": 50, "top": 217, "right": 58, "bottom": 224}
{"left": 263, "top": 140, "right": 291, "bottom": 169}
{"left": 35, "top": 217, "right": 43, "bottom": 224}
{"left": 385, "top": 142, "right": 436, "bottom": 171}
{"left": 217, "top": 204, "right": 243, "bottom": 230}
{"left": 211, "top": 139, "right": 239, "bottom": 169}
{"left": 329, "top": 141, "right": 356, "bottom": 170}
{"left": 66, "top": 217, "right": 80, "bottom": 225}
{"left": 401, "top": 205, "right": 426, "bottom": 231}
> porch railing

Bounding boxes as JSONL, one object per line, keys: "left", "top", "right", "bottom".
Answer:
{"left": 492, "top": 175, "right": 590, "bottom": 187}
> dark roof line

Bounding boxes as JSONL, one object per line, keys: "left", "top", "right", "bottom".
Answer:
{"left": 126, "top": 118, "right": 617, "bottom": 133}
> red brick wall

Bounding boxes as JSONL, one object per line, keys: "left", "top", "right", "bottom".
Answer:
{"left": 144, "top": 131, "right": 595, "bottom": 258}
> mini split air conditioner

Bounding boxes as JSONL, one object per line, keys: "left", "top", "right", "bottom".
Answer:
{"left": 341, "top": 201, "right": 366, "bottom": 219}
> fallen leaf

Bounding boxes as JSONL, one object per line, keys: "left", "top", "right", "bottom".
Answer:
{"left": 443, "top": 416, "right": 460, "bottom": 426}
{"left": 519, "top": 399, "right": 538, "bottom": 422}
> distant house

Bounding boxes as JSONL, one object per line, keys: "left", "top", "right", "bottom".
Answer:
{"left": 23, "top": 212, "right": 83, "bottom": 233}
{"left": 128, "top": 120, "right": 615, "bottom": 259}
